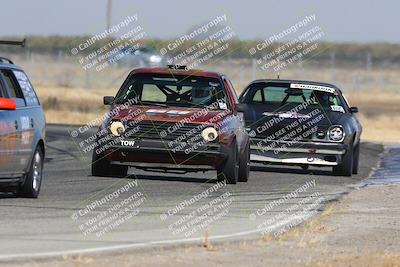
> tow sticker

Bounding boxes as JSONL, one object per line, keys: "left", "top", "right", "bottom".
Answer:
{"left": 121, "top": 140, "right": 135, "bottom": 146}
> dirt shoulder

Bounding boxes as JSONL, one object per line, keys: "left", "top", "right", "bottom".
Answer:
{"left": 5, "top": 183, "right": 400, "bottom": 267}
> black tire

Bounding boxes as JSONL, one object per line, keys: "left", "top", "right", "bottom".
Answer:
{"left": 91, "top": 150, "right": 128, "bottom": 178}
{"left": 217, "top": 141, "right": 239, "bottom": 184}
{"left": 352, "top": 143, "right": 360, "bottom": 174}
{"left": 238, "top": 140, "right": 250, "bottom": 182}
{"left": 18, "top": 146, "right": 44, "bottom": 198}
{"left": 333, "top": 143, "right": 354, "bottom": 176}
{"left": 301, "top": 165, "right": 309, "bottom": 170}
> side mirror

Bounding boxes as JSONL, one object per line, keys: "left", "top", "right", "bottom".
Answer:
{"left": 235, "top": 103, "right": 247, "bottom": 113}
{"left": 103, "top": 96, "right": 115, "bottom": 105}
{"left": 0, "top": 98, "right": 16, "bottom": 110}
{"left": 349, "top": 106, "right": 358, "bottom": 113}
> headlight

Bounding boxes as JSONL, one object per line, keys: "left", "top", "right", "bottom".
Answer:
{"left": 201, "top": 127, "right": 218, "bottom": 142}
{"left": 110, "top": 121, "right": 125, "bottom": 136}
{"left": 328, "top": 126, "right": 344, "bottom": 141}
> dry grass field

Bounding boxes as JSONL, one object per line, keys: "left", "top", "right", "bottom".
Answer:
{"left": 346, "top": 91, "right": 400, "bottom": 144}
{"left": 35, "top": 86, "right": 400, "bottom": 144}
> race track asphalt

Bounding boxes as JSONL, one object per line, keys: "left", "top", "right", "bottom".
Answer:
{"left": 0, "top": 124, "right": 383, "bottom": 260}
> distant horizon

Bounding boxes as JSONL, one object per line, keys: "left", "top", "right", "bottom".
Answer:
{"left": 1, "top": 0, "right": 399, "bottom": 44}
{"left": 0, "top": 35, "right": 399, "bottom": 46}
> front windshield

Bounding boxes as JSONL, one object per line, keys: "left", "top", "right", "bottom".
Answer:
{"left": 115, "top": 73, "right": 230, "bottom": 110}
{"left": 250, "top": 85, "right": 345, "bottom": 112}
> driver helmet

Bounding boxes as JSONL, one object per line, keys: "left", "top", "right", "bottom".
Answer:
{"left": 192, "top": 87, "right": 212, "bottom": 103}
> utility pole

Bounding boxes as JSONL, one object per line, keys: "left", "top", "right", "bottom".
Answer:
{"left": 366, "top": 52, "right": 372, "bottom": 71}
{"left": 106, "top": 0, "right": 112, "bottom": 30}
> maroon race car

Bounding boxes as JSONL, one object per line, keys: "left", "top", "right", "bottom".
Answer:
{"left": 91, "top": 65, "right": 250, "bottom": 184}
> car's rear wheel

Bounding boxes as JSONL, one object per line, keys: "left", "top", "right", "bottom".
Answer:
{"left": 91, "top": 150, "right": 128, "bottom": 178}
{"left": 352, "top": 142, "right": 360, "bottom": 174}
{"left": 217, "top": 141, "right": 239, "bottom": 184}
{"left": 333, "top": 142, "right": 354, "bottom": 176}
{"left": 18, "top": 146, "right": 43, "bottom": 198}
{"left": 238, "top": 140, "right": 250, "bottom": 182}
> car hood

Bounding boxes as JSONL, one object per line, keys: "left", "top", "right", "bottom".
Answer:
{"left": 244, "top": 106, "right": 352, "bottom": 140}
{"left": 111, "top": 105, "right": 228, "bottom": 124}
{"left": 245, "top": 107, "right": 348, "bottom": 126}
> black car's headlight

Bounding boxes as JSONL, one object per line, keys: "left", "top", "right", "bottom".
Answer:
{"left": 110, "top": 121, "right": 125, "bottom": 136}
{"left": 328, "top": 126, "right": 345, "bottom": 142}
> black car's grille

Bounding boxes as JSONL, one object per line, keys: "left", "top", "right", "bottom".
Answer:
{"left": 248, "top": 121, "right": 329, "bottom": 141}
{"left": 126, "top": 120, "right": 202, "bottom": 140}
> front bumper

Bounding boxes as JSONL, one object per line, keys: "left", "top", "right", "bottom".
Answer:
{"left": 249, "top": 139, "right": 349, "bottom": 166}
{"left": 100, "top": 137, "right": 228, "bottom": 168}
{"left": 0, "top": 177, "right": 21, "bottom": 187}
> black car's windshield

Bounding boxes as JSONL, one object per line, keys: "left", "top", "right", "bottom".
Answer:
{"left": 115, "top": 73, "right": 230, "bottom": 110}
{"left": 249, "top": 84, "right": 345, "bottom": 112}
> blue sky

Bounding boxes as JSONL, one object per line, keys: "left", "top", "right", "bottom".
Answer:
{"left": 1, "top": 0, "right": 399, "bottom": 43}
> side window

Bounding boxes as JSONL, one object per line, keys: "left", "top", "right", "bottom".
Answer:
{"left": 1, "top": 69, "right": 26, "bottom": 107}
{"left": 341, "top": 94, "right": 350, "bottom": 108}
{"left": 263, "top": 87, "right": 287, "bottom": 102}
{"left": 12, "top": 70, "right": 39, "bottom": 106}
{"left": 0, "top": 78, "right": 5, "bottom": 98}
{"left": 252, "top": 89, "right": 263, "bottom": 103}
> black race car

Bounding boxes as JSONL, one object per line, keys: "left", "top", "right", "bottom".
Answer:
{"left": 0, "top": 40, "right": 46, "bottom": 197}
{"left": 239, "top": 79, "right": 362, "bottom": 176}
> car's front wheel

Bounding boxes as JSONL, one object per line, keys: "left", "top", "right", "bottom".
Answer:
{"left": 217, "top": 141, "right": 239, "bottom": 184}
{"left": 91, "top": 150, "right": 128, "bottom": 178}
{"left": 18, "top": 146, "right": 43, "bottom": 198}
{"left": 333, "top": 142, "right": 354, "bottom": 176}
